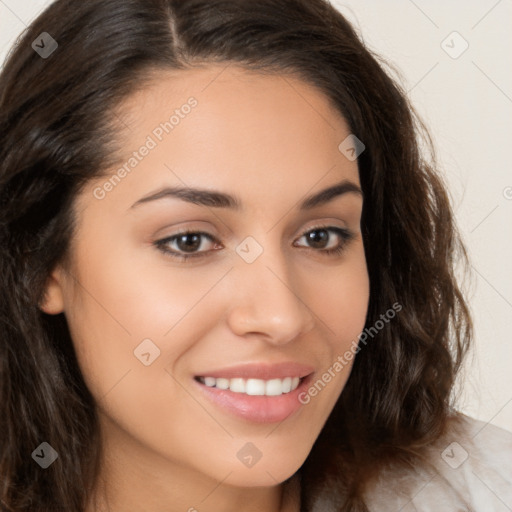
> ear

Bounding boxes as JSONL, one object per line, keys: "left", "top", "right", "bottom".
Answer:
{"left": 39, "top": 267, "right": 66, "bottom": 315}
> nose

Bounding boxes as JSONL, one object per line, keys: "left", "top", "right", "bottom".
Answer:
{"left": 225, "top": 246, "right": 315, "bottom": 346}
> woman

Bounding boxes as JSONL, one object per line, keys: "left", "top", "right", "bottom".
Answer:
{"left": 1, "top": 0, "right": 510, "bottom": 511}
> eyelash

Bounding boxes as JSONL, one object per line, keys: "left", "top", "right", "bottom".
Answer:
{"left": 154, "top": 224, "right": 355, "bottom": 262}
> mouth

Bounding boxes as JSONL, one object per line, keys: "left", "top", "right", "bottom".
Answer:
{"left": 193, "top": 375, "right": 307, "bottom": 396}
{"left": 193, "top": 372, "right": 314, "bottom": 424}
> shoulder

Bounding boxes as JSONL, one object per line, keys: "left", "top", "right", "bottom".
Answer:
{"left": 363, "top": 413, "right": 512, "bottom": 512}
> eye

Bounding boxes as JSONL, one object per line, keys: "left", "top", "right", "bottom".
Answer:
{"left": 294, "top": 225, "right": 355, "bottom": 256}
{"left": 154, "top": 225, "right": 355, "bottom": 262}
{"left": 154, "top": 230, "right": 219, "bottom": 261}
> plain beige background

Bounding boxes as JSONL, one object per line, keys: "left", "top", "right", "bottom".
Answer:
{"left": 1, "top": 0, "right": 511, "bottom": 433}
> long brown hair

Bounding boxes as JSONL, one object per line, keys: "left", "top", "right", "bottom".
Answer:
{"left": 0, "top": 0, "right": 472, "bottom": 510}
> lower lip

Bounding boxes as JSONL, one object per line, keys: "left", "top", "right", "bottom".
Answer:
{"left": 193, "top": 374, "right": 314, "bottom": 424}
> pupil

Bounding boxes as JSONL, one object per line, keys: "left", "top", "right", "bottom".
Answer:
{"left": 308, "top": 230, "right": 328, "bottom": 248}
{"left": 178, "top": 234, "right": 200, "bottom": 252}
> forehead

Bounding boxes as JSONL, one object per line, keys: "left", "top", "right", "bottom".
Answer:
{"left": 112, "top": 64, "right": 353, "bottom": 159}
{"left": 79, "top": 65, "right": 360, "bottom": 215}
{"left": 117, "top": 64, "right": 347, "bottom": 130}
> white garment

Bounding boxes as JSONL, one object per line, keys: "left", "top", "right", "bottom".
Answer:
{"left": 309, "top": 414, "right": 512, "bottom": 511}
{"left": 363, "top": 414, "right": 512, "bottom": 511}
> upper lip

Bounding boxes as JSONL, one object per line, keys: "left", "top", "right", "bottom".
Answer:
{"left": 195, "top": 362, "right": 315, "bottom": 380}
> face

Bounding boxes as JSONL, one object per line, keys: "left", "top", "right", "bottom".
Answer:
{"left": 41, "top": 65, "right": 369, "bottom": 492}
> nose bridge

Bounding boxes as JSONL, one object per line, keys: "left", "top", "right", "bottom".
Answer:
{"left": 226, "top": 235, "right": 315, "bottom": 343}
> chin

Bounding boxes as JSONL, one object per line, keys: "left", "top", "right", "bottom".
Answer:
{"left": 215, "top": 456, "right": 304, "bottom": 488}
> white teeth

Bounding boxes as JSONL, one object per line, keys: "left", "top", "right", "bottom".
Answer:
{"left": 281, "top": 377, "right": 292, "bottom": 393}
{"left": 215, "top": 378, "right": 230, "bottom": 390}
{"left": 230, "top": 378, "right": 246, "bottom": 393}
{"left": 204, "top": 377, "right": 216, "bottom": 387}
{"left": 265, "top": 378, "right": 283, "bottom": 396}
{"left": 246, "top": 378, "right": 265, "bottom": 395}
{"left": 198, "top": 376, "right": 303, "bottom": 395}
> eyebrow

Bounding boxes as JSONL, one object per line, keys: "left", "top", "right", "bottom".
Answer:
{"left": 129, "top": 179, "right": 362, "bottom": 211}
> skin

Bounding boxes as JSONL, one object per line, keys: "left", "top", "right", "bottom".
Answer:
{"left": 40, "top": 65, "right": 370, "bottom": 512}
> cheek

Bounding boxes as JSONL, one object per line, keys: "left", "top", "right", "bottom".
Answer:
{"left": 300, "top": 244, "right": 369, "bottom": 402}
{"left": 64, "top": 237, "right": 235, "bottom": 397}
{"left": 312, "top": 242, "right": 370, "bottom": 344}
{"left": 63, "top": 247, "right": 242, "bottom": 475}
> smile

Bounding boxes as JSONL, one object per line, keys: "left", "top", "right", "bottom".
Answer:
{"left": 195, "top": 376, "right": 302, "bottom": 396}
